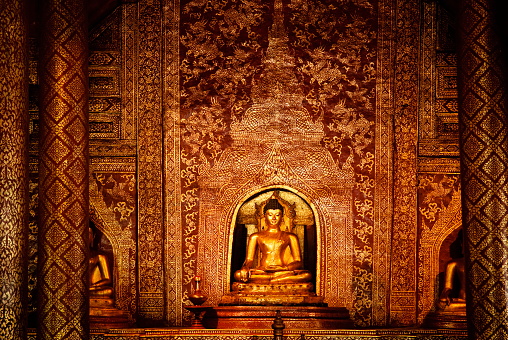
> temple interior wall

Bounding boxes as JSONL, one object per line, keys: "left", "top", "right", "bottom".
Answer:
{"left": 26, "top": 0, "right": 462, "bottom": 329}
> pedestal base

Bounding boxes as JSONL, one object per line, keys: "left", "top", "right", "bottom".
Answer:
{"left": 184, "top": 305, "right": 214, "bottom": 328}
{"left": 90, "top": 298, "right": 131, "bottom": 329}
{"left": 423, "top": 303, "right": 467, "bottom": 329}
{"left": 220, "top": 294, "right": 325, "bottom": 306}
{"left": 203, "top": 305, "right": 354, "bottom": 329}
{"left": 221, "top": 282, "right": 325, "bottom": 306}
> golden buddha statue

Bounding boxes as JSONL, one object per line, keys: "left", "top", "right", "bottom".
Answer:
{"left": 437, "top": 229, "right": 466, "bottom": 311}
{"left": 88, "top": 226, "right": 130, "bottom": 328}
{"left": 438, "top": 257, "right": 465, "bottom": 310}
{"left": 234, "top": 198, "right": 311, "bottom": 284}
{"left": 221, "top": 192, "right": 323, "bottom": 306}
{"left": 89, "top": 227, "right": 114, "bottom": 306}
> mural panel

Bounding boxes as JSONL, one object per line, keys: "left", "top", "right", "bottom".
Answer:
{"left": 179, "top": 0, "right": 379, "bottom": 326}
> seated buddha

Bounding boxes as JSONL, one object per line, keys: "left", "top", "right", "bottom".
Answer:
{"left": 89, "top": 227, "right": 114, "bottom": 307}
{"left": 438, "top": 256, "right": 465, "bottom": 310}
{"left": 437, "top": 229, "right": 466, "bottom": 312}
{"left": 88, "top": 226, "right": 131, "bottom": 328}
{"left": 423, "top": 230, "right": 466, "bottom": 329}
{"left": 234, "top": 197, "right": 311, "bottom": 284}
{"left": 221, "top": 193, "right": 322, "bottom": 306}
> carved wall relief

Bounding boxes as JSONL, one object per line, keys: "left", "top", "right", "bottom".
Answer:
{"left": 89, "top": 8, "right": 122, "bottom": 141}
{"left": 419, "top": 1, "right": 459, "bottom": 157}
{"left": 180, "top": 0, "right": 378, "bottom": 326}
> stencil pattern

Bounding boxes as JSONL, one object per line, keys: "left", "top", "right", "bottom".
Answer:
{"left": 37, "top": 0, "right": 90, "bottom": 338}
{"left": 0, "top": 0, "right": 29, "bottom": 338}
{"left": 458, "top": 0, "right": 508, "bottom": 338}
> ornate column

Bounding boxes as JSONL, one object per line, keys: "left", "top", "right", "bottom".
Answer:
{"left": 457, "top": 0, "right": 508, "bottom": 338}
{"left": 137, "top": 0, "right": 164, "bottom": 324}
{"left": 37, "top": 0, "right": 90, "bottom": 338}
{"left": 0, "top": 0, "right": 29, "bottom": 338}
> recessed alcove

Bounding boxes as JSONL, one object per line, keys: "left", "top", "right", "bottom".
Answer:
{"left": 229, "top": 188, "right": 318, "bottom": 291}
{"left": 436, "top": 228, "right": 464, "bottom": 302}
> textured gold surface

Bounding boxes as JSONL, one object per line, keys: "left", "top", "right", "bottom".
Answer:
{"left": 0, "top": 0, "right": 29, "bottom": 338}
{"left": 162, "top": 0, "right": 184, "bottom": 326}
{"left": 20, "top": 0, "right": 485, "bottom": 329}
{"left": 390, "top": 0, "right": 420, "bottom": 326}
{"left": 137, "top": 0, "right": 165, "bottom": 321}
{"left": 458, "top": 0, "right": 508, "bottom": 338}
{"left": 373, "top": 0, "right": 395, "bottom": 326}
{"left": 37, "top": 0, "right": 90, "bottom": 338}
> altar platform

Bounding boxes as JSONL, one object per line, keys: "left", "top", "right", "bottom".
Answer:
{"left": 96, "top": 328, "right": 467, "bottom": 340}
{"left": 29, "top": 327, "right": 468, "bottom": 340}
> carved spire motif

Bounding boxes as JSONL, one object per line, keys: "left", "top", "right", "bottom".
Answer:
{"left": 231, "top": 0, "right": 322, "bottom": 146}
{"left": 270, "top": 0, "right": 287, "bottom": 40}
{"left": 250, "top": 0, "right": 303, "bottom": 105}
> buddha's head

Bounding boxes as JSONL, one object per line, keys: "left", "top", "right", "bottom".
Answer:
{"left": 263, "top": 199, "right": 284, "bottom": 227}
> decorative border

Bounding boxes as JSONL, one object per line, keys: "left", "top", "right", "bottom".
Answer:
{"left": 162, "top": 0, "right": 183, "bottom": 326}
{"left": 89, "top": 113, "right": 121, "bottom": 139}
{"left": 390, "top": 0, "right": 420, "bottom": 326}
{"left": 121, "top": 2, "right": 138, "bottom": 140}
{"left": 418, "top": 158, "right": 460, "bottom": 174}
{"left": 373, "top": 0, "right": 394, "bottom": 326}
{"left": 136, "top": 0, "right": 164, "bottom": 321}
{"left": 89, "top": 68, "right": 121, "bottom": 96}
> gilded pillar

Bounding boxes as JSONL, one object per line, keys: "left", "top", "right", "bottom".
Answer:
{"left": 0, "top": 0, "right": 29, "bottom": 338}
{"left": 37, "top": 0, "right": 89, "bottom": 338}
{"left": 458, "top": 0, "right": 508, "bottom": 338}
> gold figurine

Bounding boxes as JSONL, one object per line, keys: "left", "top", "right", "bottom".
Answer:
{"left": 89, "top": 227, "right": 114, "bottom": 300}
{"left": 221, "top": 192, "right": 322, "bottom": 306}
{"left": 424, "top": 230, "right": 466, "bottom": 329}
{"left": 234, "top": 197, "right": 311, "bottom": 284}
{"left": 89, "top": 226, "right": 130, "bottom": 328}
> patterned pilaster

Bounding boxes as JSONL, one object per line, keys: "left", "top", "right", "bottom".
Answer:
{"left": 457, "top": 0, "right": 508, "bottom": 338}
{"left": 390, "top": 0, "right": 420, "bottom": 326}
{"left": 37, "top": 0, "right": 90, "bottom": 338}
{"left": 0, "top": 0, "right": 29, "bottom": 338}
{"left": 137, "top": 0, "right": 164, "bottom": 323}
{"left": 162, "top": 0, "right": 183, "bottom": 326}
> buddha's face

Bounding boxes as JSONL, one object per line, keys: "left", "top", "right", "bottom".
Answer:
{"left": 265, "top": 209, "right": 282, "bottom": 227}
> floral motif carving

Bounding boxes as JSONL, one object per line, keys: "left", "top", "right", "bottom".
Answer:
{"left": 288, "top": 0, "right": 377, "bottom": 325}
{"left": 179, "top": 0, "right": 269, "bottom": 295}
{"left": 94, "top": 173, "right": 136, "bottom": 230}
{"left": 418, "top": 175, "right": 460, "bottom": 230}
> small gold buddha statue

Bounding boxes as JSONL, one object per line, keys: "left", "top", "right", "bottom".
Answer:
{"left": 437, "top": 229, "right": 466, "bottom": 311}
{"left": 234, "top": 198, "right": 312, "bottom": 284}
{"left": 437, "top": 257, "right": 465, "bottom": 310}
{"left": 89, "top": 227, "right": 114, "bottom": 307}
{"left": 89, "top": 226, "right": 130, "bottom": 328}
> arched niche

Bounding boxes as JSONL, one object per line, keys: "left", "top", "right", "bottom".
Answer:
{"left": 436, "top": 227, "right": 463, "bottom": 303}
{"left": 418, "top": 189, "right": 462, "bottom": 323}
{"left": 227, "top": 188, "right": 319, "bottom": 292}
{"left": 197, "top": 179, "right": 352, "bottom": 307}
{"left": 89, "top": 172, "right": 137, "bottom": 316}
